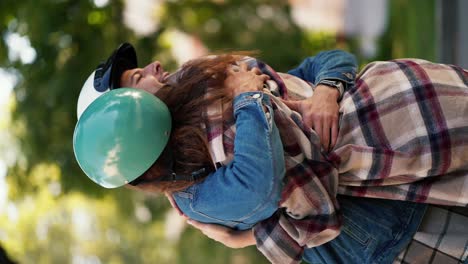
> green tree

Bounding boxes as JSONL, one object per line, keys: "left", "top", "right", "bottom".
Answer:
{"left": 0, "top": 0, "right": 336, "bottom": 200}
{"left": 0, "top": 0, "right": 435, "bottom": 263}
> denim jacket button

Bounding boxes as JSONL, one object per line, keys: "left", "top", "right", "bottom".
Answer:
{"left": 252, "top": 93, "right": 261, "bottom": 99}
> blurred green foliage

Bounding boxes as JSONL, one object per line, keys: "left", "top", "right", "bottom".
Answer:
{"left": 0, "top": 0, "right": 435, "bottom": 263}
{"left": 375, "top": 0, "right": 436, "bottom": 63}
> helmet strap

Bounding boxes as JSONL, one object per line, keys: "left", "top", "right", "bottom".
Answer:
{"left": 128, "top": 148, "right": 212, "bottom": 185}
{"left": 128, "top": 166, "right": 211, "bottom": 186}
{"left": 156, "top": 167, "right": 211, "bottom": 182}
{"left": 158, "top": 147, "right": 212, "bottom": 182}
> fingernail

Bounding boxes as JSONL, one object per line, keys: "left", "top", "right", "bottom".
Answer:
{"left": 187, "top": 220, "right": 193, "bottom": 225}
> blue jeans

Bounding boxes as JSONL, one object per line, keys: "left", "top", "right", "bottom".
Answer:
{"left": 303, "top": 195, "right": 427, "bottom": 264}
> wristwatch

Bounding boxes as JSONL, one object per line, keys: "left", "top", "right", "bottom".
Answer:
{"left": 317, "top": 79, "right": 344, "bottom": 101}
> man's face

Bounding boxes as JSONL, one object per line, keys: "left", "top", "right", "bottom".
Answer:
{"left": 120, "top": 61, "right": 171, "bottom": 94}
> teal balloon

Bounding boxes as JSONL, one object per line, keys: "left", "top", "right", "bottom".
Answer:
{"left": 73, "top": 88, "right": 171, "bottom": 188}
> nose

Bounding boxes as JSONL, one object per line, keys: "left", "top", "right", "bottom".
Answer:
{"left": 143, "top": 61, "right": 162, "bottom": 76}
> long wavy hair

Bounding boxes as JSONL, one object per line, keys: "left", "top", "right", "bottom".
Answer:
{"left": 127, "top": 53, "right": 252, "bottom": 194}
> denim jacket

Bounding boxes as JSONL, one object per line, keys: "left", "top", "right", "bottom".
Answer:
{"left": 173, "top": 92, "right": 285, "bottom": 230}
{"left": 172, "top": 50, "right": 357, "bottom": 230}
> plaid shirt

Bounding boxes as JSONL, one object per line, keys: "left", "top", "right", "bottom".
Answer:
{"left": 204, "top": 59, "right": 468, "bottom": 263}
{"left": 394, "top": 205, "right": 468, "bottom": 264}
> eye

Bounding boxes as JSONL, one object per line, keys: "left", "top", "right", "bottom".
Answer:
{"left": 133, "top": 73, "right": 142, "bottom": 84}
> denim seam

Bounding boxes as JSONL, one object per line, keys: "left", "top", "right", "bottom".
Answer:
{"left": 331, "top": 235, "right": 376, "bottom": 262}
{"left": 175, "top": 191, "right": 193, "bottom": 199}
{"left": 373, "top": 203, "right": 427, "bottom": 264}
{"left": 342, "top": 200, "right": 396, "bottom": 230}
{"left": 341, "top": 214, "right": 372, "bottom": 245}
{"left": 187, "top": 202, "right": 243, "bottom": 227}
{"left": 233, "top": 92, "right": 264, "bottom": 113}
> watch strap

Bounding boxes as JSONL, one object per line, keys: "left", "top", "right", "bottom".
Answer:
{"left": 318, "top": 79, "right": 344, "bottom": 101}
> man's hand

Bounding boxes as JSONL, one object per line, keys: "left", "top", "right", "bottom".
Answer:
{"left": 225, "top": 62, "right": 270, "bottom": 98}
{"left": 187, "top": 220, "right": 256, "bottom": 249}
{"left": 283, "top": 85, "right": 340, "bottom": 152}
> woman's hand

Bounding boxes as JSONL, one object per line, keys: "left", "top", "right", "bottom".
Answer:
{"left": 187, "top": 220, "right": 256, "bottom": 249}
{"left": 282, "top": 85, "right": 340, "bottom": 152}
{"left": 225, "top": 62, "right": 270, "bottom": 98}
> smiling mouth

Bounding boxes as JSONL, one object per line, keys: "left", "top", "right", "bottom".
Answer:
{"left": 160, "top": 72, "right": 170, "bottom": 83}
